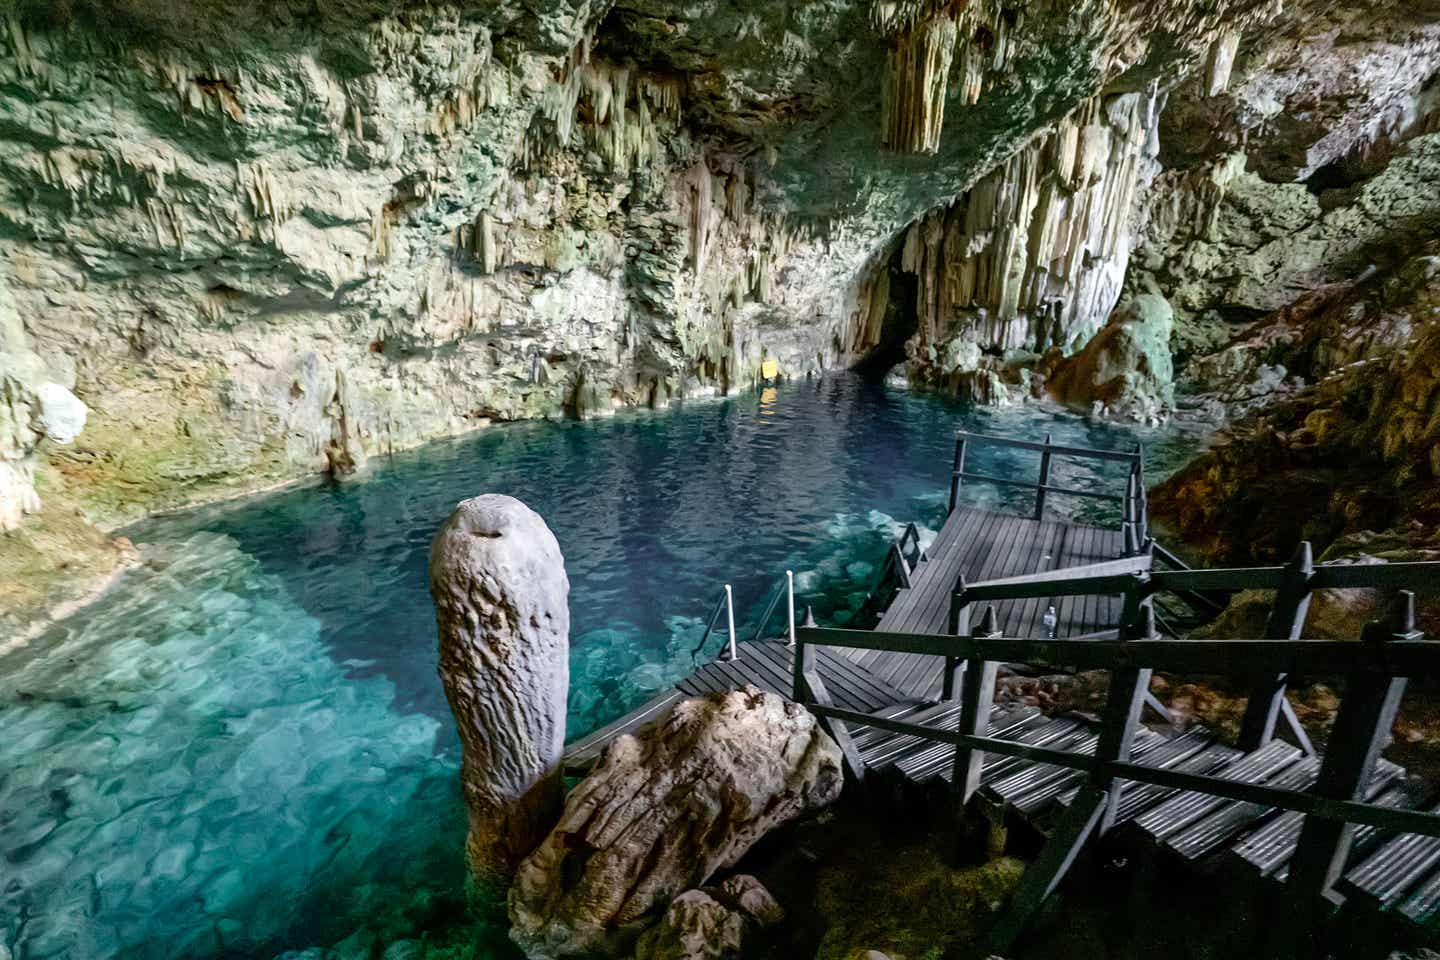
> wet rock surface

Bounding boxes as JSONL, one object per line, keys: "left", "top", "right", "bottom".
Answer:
{"left": 508, "top": 685, "right": 841, "bottom": 959}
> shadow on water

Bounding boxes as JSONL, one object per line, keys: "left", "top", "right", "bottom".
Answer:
{"left": 0, "top": 374, "right": 1205, "bottom": 960}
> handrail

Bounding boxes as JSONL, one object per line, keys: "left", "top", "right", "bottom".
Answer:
{"left": 953, "top": 555, "right": 1440, "bottom": 607}
{"left": 790, "top": 585, "right": 1440, "bottom": 951}
{"left": 688, "top": 584, "right": 737, "bottom": 663}
{"left": 948, "top": 431, "right": 1145, "bottom": 537}
{"left": 797, "top": 626, "right": 1440, "bottom": 675}
{"left": 953, "top": 430, "right": 1142, "bottom": 463}
{"left": 953, "top": 470, "right": 1127, "bottom": 503}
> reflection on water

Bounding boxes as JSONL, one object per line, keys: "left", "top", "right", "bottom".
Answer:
{"left": 0, "top": 375, "right": 1203, "bottom": 960}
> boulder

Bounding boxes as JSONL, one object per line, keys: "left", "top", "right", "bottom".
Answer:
{"left": 1046, "top": 293, "right": 1175, "bottom": 423}
{"left": 509, "top": 686, "right": 842, "bottom": 959}
{"left": 429, "top": 495, "right": 570, "bottom": 889}
{"left": 633, "top": 876, "right": 784, "bottom": 960}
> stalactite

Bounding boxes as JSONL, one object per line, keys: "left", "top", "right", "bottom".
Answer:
{"left": 854, "top": 87, "right": 1164, "bottom": 359}
{"left": 1204, "top": 30, "right": 1241, "bottom": 96}
{"left": 881, "top": 13, "right": 957, "bottom": 153}
{"left": 523, "top": 32, "right": 682, "bottom": 174}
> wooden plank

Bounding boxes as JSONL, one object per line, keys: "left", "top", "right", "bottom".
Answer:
{"left": 1130, "top": 740, "right": 1302, "bottom": 842}
{"left": 1164, "top": 757, "right": 1321, "bottom": 861}
{"left": 1341, "top": 811, "right": 1440, "bottom": 909}
{"left": 1228, "top": 766, "right": 1404, "bottom": 878}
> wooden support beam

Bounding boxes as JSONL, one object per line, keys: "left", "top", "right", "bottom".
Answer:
{"left": 953, "top": 606, "right": 1001, "bottom": 803}
{"left": 1287, "top": 594, "right": 1416, "bottom": 951}
{"left": 986, "top": 787, "right": 1107, "bottom": 952}
{"left": 792, "top": 632, "right": 810, "bottom": 704}
{"left": 1238, "top": 542, "right": 1315, "bottom": 753}
{"left": 803, "top": 667, "right": 867, "bottom": 784}
{"left": 987, "top": 601, "right": 1153, "bottom": 948}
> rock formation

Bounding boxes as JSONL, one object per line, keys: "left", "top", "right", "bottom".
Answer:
{"left": 1, "top": 270, "right": 87, "bottom": 530}
{"left": 429, "top": 494, "right": 570, "bottom": 889}
{"left": 508, "top": 685, "right": 842, "bottom": 959}
{"left": 1045, "top": 293, "right": 1175, "bottom": 422}
{"left": 1153, "top": 248, "right": 1440, "bottom": 565}
{"left": 0, "top": 0, "right": 1345, "bottom": 548}
{"left": 633, "top": 875, "right": 784, "bottom": 960}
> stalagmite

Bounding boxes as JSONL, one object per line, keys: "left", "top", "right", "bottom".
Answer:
{"left": 430, "top": 496, "right": 570, "bottom": 891}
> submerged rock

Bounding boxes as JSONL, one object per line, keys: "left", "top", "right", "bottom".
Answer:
{"left": 429, "top": 495, "right": 570, "bottom": 889}
{"left": 634, "top": 875, "right": 783, "bottom": 960}
{"left": 508, "top": 686, "right": 841, "bottom": 959}
{"left": 1046, "top": 293, "right": 1175, "bottom": 422}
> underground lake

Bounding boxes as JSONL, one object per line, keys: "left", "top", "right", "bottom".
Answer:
{"left": 0, "top": 375, "right": 1204, "bottom": 960}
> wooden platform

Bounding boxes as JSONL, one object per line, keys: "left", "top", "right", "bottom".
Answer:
{"left": 562, "top": 639, "right": 916, "bottom": 775}
{"left": 560, "top": 430, "right": 1440, "bottom": 945}
{"left": 839, "top": 506, "right": 1125, "bottom": 701}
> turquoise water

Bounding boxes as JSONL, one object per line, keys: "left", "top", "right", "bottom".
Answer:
{"left": 0, "top": 376, "right": 1202, "bottom": 960}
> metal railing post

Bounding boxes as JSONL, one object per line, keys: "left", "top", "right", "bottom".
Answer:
{"left": 1034, "top": 432, "right": 1052, "bottom": 521}
{"left": 949, "top": 433, "right": 968, "bottom": 514}
{"left": 724, "top": 583, "right": 738, "bottom": 661}
{"left": 786, "top": 570, "right": 796, "bottom": 646}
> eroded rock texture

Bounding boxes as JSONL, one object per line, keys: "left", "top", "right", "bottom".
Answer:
{"left": 633, "top": 875, "right": 784, "bottom": 960}
{"left": 429, "top": 494, "right": 570, "bottom": 888}
{"left": 0, "top": 0, "right": 1336, "bottom": 537}
{"left": 1153, "top": 254, "right": 1440, "bottom": 564}
{"left": 1046, "top": 292, "right": 1174, "bottom": 422}
{"left": 508, "top": 685, "right": 841, "bottom": 959}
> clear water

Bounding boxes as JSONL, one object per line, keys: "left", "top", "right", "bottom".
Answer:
{"left": 0, "top": 376, "right": 1203, "bottom": 960}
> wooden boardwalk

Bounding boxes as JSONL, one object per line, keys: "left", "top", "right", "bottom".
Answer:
{"left": 841, "top": 507, "right": 1125, "bottom": 701}
{"left": 562, "top": 640, "right": 916, "bottom": 775}
{"left": 561, "top": 429, "right": 1440, "bottom": 948}
{"left": 563, "top": 500, "right": 1130, "bottom": 775}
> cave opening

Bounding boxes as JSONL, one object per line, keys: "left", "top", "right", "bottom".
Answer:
{"left": 852, "top": 264, "right": 920, "bottom": 380}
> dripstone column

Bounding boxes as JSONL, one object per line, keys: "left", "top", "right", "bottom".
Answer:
{"left": 429, "top": 494, "right": 570, "bottom": 890}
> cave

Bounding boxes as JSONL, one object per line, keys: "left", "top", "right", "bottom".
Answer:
{"left": 3, "top": 2, "right": 1440, "bottom": 959}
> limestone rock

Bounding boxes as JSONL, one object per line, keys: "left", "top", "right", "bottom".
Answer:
{"left": 34, "top": 382, "right": 87, "bottom": 444}
{"left": 633, "top": 875, "right": 784, "bottom": 960}
{"left": 508, "top": 686, "right": 842, "bottom": 959}
{"left": 429, "top": 495, "right": 570, "bottom": 888}
{"left": 0, "top": 270, "right": 84, "bottom": 530}
{"left": 1046, "top": 294, "right": 1175, "bottom": 423}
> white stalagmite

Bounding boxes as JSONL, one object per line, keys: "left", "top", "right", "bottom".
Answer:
{"left": 429, "top": 495, "right": 570, "bottom": 891}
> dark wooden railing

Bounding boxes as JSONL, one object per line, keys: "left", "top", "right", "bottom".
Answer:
{"left": 791, "top": 549, "right": 1440, "bottom": 954}
{"left": 947, "top": 430, "right": 1147, "bottom": 549}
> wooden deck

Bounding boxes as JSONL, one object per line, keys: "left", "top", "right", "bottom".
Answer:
{"left": 841, "top": 506, "right": 1125, "bottom": 701}
{"left": 564, "top": 502, "right": 1128, "bottom": 774}
{"left": 563, "top": 639, "right": 916, "bottom": 775}
{"left": 559, "top": 430, "right": 1440, "bottom": 947}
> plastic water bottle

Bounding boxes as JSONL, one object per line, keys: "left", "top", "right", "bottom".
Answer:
{"left": 1043, "top": 605, "right": 1058, "bottom": 639}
